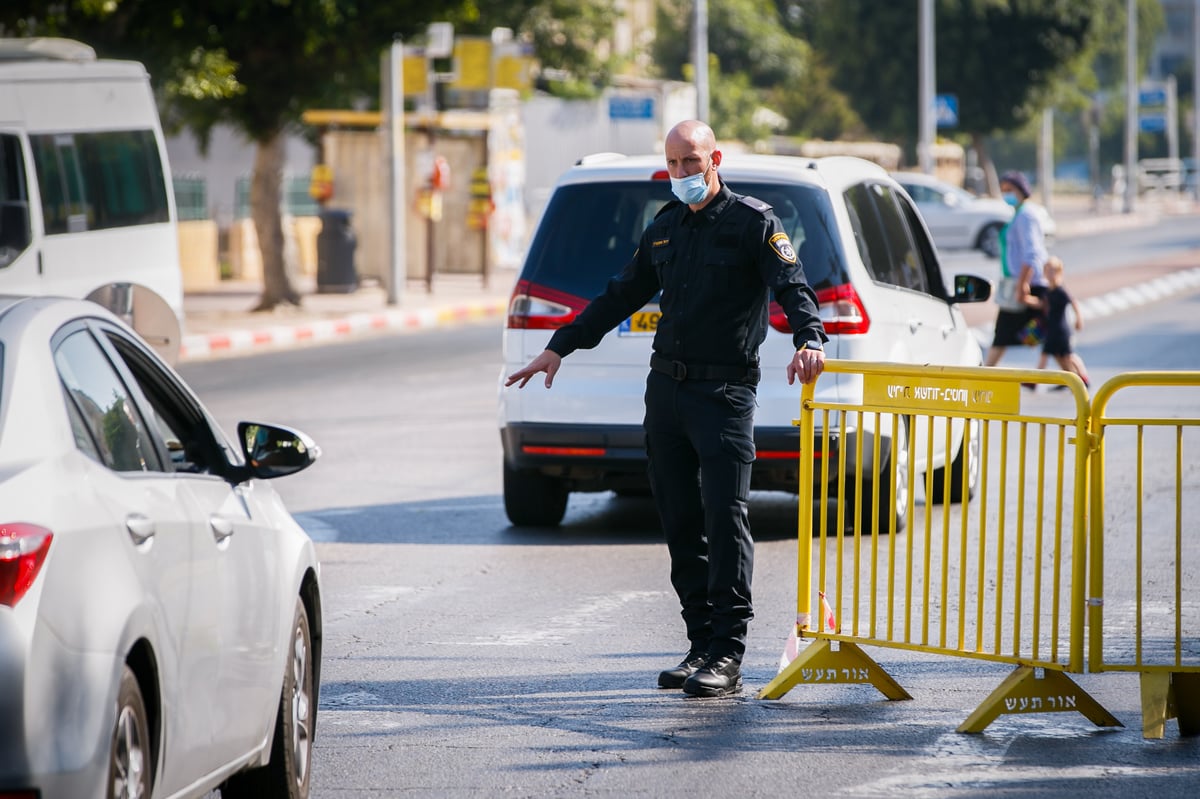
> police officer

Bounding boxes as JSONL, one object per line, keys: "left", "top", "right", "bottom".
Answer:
{"left": 505, "top": 120, "right": 826, "bottom": 697}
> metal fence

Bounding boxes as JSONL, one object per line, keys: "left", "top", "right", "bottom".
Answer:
{"left": 760, "top": 361, "right": 1198, "bottom": 738}
{"left": 1088, "top": 372, "right": 1200, "bottom": 738}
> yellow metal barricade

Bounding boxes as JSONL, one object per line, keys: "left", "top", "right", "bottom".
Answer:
{"left": 759, "top": 361, "right": 1120, "bottom": 733}
{"left": 1088, "top": 372, "right": 1200, "bottom": 738}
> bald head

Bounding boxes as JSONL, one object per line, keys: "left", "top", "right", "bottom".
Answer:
{"left": 666, "top": 120, "right": 716, "bottom": 153}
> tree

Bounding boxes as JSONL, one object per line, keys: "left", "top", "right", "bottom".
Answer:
{"left": 795, "top": 0, "right": 1114, "bottom": 188}
{"left": 652, "top": 0, "right": 863, "bottom": 144}
{"left": 1, "top": 1, "right": 477, "bottom": 311}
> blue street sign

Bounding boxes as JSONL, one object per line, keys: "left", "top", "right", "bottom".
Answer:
{"left": 1138, "top": 86, "right": 1167, "bottom": 107}
{"left": 1139, "top": 113, "right": 1167, "bottom": 133}
{"left": 608, "top": 96, "right": 655, "bottom": 120}
{"left": 935, "top": 94, "right": 958, "bottom": 128}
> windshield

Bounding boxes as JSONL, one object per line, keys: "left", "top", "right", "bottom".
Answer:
{"left": 522, "top": 180, "right": 850, "bottom": 300}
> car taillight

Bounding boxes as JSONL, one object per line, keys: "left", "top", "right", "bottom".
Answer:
{"left": 506, "top": 280, "right": 588, "bottom": 330}
{"left": 768, "top": 283, "right": 870, "bottom": 337}
{"left": 0, "top": 523, "right": 53, "bottom": 607}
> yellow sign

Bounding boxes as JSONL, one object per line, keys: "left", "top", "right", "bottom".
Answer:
{"left": 863, "top": 374, "right": 1020, "bottom": 416}
{"left": 452, "top": 38, "right": 491, "bottom": 91}
{"left": 495, "top": 55, "right": 534, "bottom": 92}
{"left": 403, "top": 54, "right": 428, "bottom": 97}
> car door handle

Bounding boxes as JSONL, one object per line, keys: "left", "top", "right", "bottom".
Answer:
{"left": 940, "top": 324, "right": 956, "bottom": 339}
{"left": 125, "top": 514, "right": 155, "bottom": 546}
{"left": 210, "top": 515, "right": 235, "bottom": 543}
{"left": 908, "top": 319, "right": 924, "bottom": 334}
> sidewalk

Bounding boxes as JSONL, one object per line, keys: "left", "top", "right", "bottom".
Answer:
{"left": 180, "top": 269, "right": 517, "bottom": 361}
{"left": 177, "top": 194, "right": 1199, "bottom": 363}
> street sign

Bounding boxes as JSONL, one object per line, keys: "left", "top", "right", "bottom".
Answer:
{"left": 1139, "top": 113, "right": 1167, "bottom": 133}
{"left": 608, "top": 96, "right": 655, "bottom": 120}
{"left": 935, "top": 94, "right": 958, "bottom": 128}
{"left": 1139, "top": 86, "right": 1167, "bottom": 107}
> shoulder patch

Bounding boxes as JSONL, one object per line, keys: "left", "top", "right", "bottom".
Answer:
{"left": 738, "top": 195, "right": 773, "bottom": 214}
{"left": 769, "top": 232, "right": 797, "bottom": 263}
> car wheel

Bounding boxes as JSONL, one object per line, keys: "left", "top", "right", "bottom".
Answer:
{"left": 978, "top": 222, "right": 1003, "bottom": 258}
{"left": 930, "top": 418, "right": 981, "bottom": 504}
{"left": 849, "top": 417, "right": 909, "bottom": 535}
{"left": 504, "top": 461, "right": 568, "bottom": 527}
{"left": 109, "top": 665, "right": 152, "bottom": 799}
{"left": 222, "top": 599, "right": 314, "bottom": 799}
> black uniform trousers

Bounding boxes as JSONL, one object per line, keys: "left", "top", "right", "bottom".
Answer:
{"left": 643, "top": 369, "right": 756, "bottom": 661}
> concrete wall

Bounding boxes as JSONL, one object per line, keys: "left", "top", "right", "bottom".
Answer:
{"left": 166, "top": 125, "right": 316, "bottom": 228}
{"left": 178, "top": 220, "right": 219, "bottom": 291}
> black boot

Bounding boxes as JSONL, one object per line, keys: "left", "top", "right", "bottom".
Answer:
{"left": 657, "top": 650, "right": 708, "bottom": 689}
{"left": 682, "top": 654, "right": 742, "bottom": 697}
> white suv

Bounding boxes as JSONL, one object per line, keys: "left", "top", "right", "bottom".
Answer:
{"left": 500, "top": 153, "right": 990, "bottom": 529}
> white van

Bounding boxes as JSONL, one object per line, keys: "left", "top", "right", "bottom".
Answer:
{"left": 0, "top": 38, "right": 183, "bottom": 343}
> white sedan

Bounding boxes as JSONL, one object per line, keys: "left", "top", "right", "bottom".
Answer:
{"left": 893, "top": 171, "right": 1056, "bottom": 258}
{"left": 0, "top": 295, "right": 322, "bottom": 798}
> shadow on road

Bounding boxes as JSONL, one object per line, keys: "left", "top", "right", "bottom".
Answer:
{"left": 296, "top": 490, "right": 805, "bottom": 546}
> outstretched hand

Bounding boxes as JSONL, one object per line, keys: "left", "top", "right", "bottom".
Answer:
{"left": 787, "top": 347, "right": 825, "bottom": 385}
{"left": 505, "top": 349, "right": 563, "bottom": 389}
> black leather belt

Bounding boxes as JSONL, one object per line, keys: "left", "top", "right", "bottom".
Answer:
{"left": 650, "top": 353, "right": 760, "bottom": 384}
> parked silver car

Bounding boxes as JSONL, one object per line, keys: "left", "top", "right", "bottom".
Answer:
{"left": 0, "top": 296, "right": 322, "bottom": 798}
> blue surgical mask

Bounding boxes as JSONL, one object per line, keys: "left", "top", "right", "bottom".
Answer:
{"left": 1002, "top": 192, "right": 1020, "bottom": 207}
{"left": 670, "top": 165, "right": 711, "bottom": 205}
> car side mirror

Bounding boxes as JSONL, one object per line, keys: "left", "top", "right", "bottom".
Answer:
{"left": 236, "top": 422, "right": 321, "bottom": 480}
{"left": 950, "top": 273, "right": 991, "bottom": 304}
{"left": 941, "top": 192, "right": 959, "bottom": 208}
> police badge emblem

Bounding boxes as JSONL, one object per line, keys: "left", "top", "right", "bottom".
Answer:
{"left": 770, "top": 232, "right": 797, "bottom": 263}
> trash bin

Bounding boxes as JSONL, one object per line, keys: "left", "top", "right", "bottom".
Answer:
{"left": 316, "top": 208, "right": 357, "bottom": 293}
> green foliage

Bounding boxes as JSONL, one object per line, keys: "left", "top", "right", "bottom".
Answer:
{"left": 0, "top": 1, "right": 472, "bottom": 143}
{"left": 800, "top": 0, "right": 1088, "bottom": 144}
{"left": 796, "top": 0, "right": 1164, "bottom": 163}
{"left": 653, "top": 0, "right": 862, "bottom": 143}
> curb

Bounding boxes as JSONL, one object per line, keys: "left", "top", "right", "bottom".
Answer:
{"left": 179, "top": 299, "right": 509, "bottom": 361}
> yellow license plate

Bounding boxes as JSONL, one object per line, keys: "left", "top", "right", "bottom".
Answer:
{"left": 620, "top": 309, "right": 661, "bottom": 336}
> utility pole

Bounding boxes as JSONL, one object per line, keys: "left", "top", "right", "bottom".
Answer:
{"left": 693, "top": 0, "right": 709, "bottom": 122}
{"left": 1194, "top": 0, "right": 1200, "bottom": 199}
{"left": 1039, "top": 108, "right": 1054, "bottom": 217}
{"left": 385, "top": 39, "right": 407, "bottom": 305}
{"left": 918, "top": 0, "right": 935, "bottom": 174}
{"left": 1124, "top": 0, "right": 1138, "bottom": 214}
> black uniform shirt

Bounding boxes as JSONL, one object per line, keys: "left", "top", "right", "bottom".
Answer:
{"left": 546, "top": 181, "right": 828, "bottom": 366}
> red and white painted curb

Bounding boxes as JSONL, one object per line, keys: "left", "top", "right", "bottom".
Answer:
{"left": 179, "top": 300, "right": 508, "bottom": 361}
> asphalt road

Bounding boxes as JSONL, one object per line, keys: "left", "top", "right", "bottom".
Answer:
{"left": 180, "top": 220, "right": 1200, "bottom": 798}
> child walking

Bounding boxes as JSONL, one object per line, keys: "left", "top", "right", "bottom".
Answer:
{"left": 1037, "top": 256, "right": 1090, "bottom": 389}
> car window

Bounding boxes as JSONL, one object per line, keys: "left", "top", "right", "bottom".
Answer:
{"left": 102, "top": 329, "right": 235, "bottom": 476}
{"left": 55, "top": 329, "right": 161, "bottom": 472}
{"left": 900, "top": 183, "right": 938, "bottom": 204}
{"left": 844, "top": 183, "right": 896, "bottom": 285}
{"left": 895, "top": 191, "right": 950, "bottom": 301}
{"left": 872, "top": 184, "right": 929, "bottom": 294}
{"left": 60, "top": 383, "right": 103, "bottom": 460}
{"left": 522, "top": 180, "right": 849, "bottom": 300}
